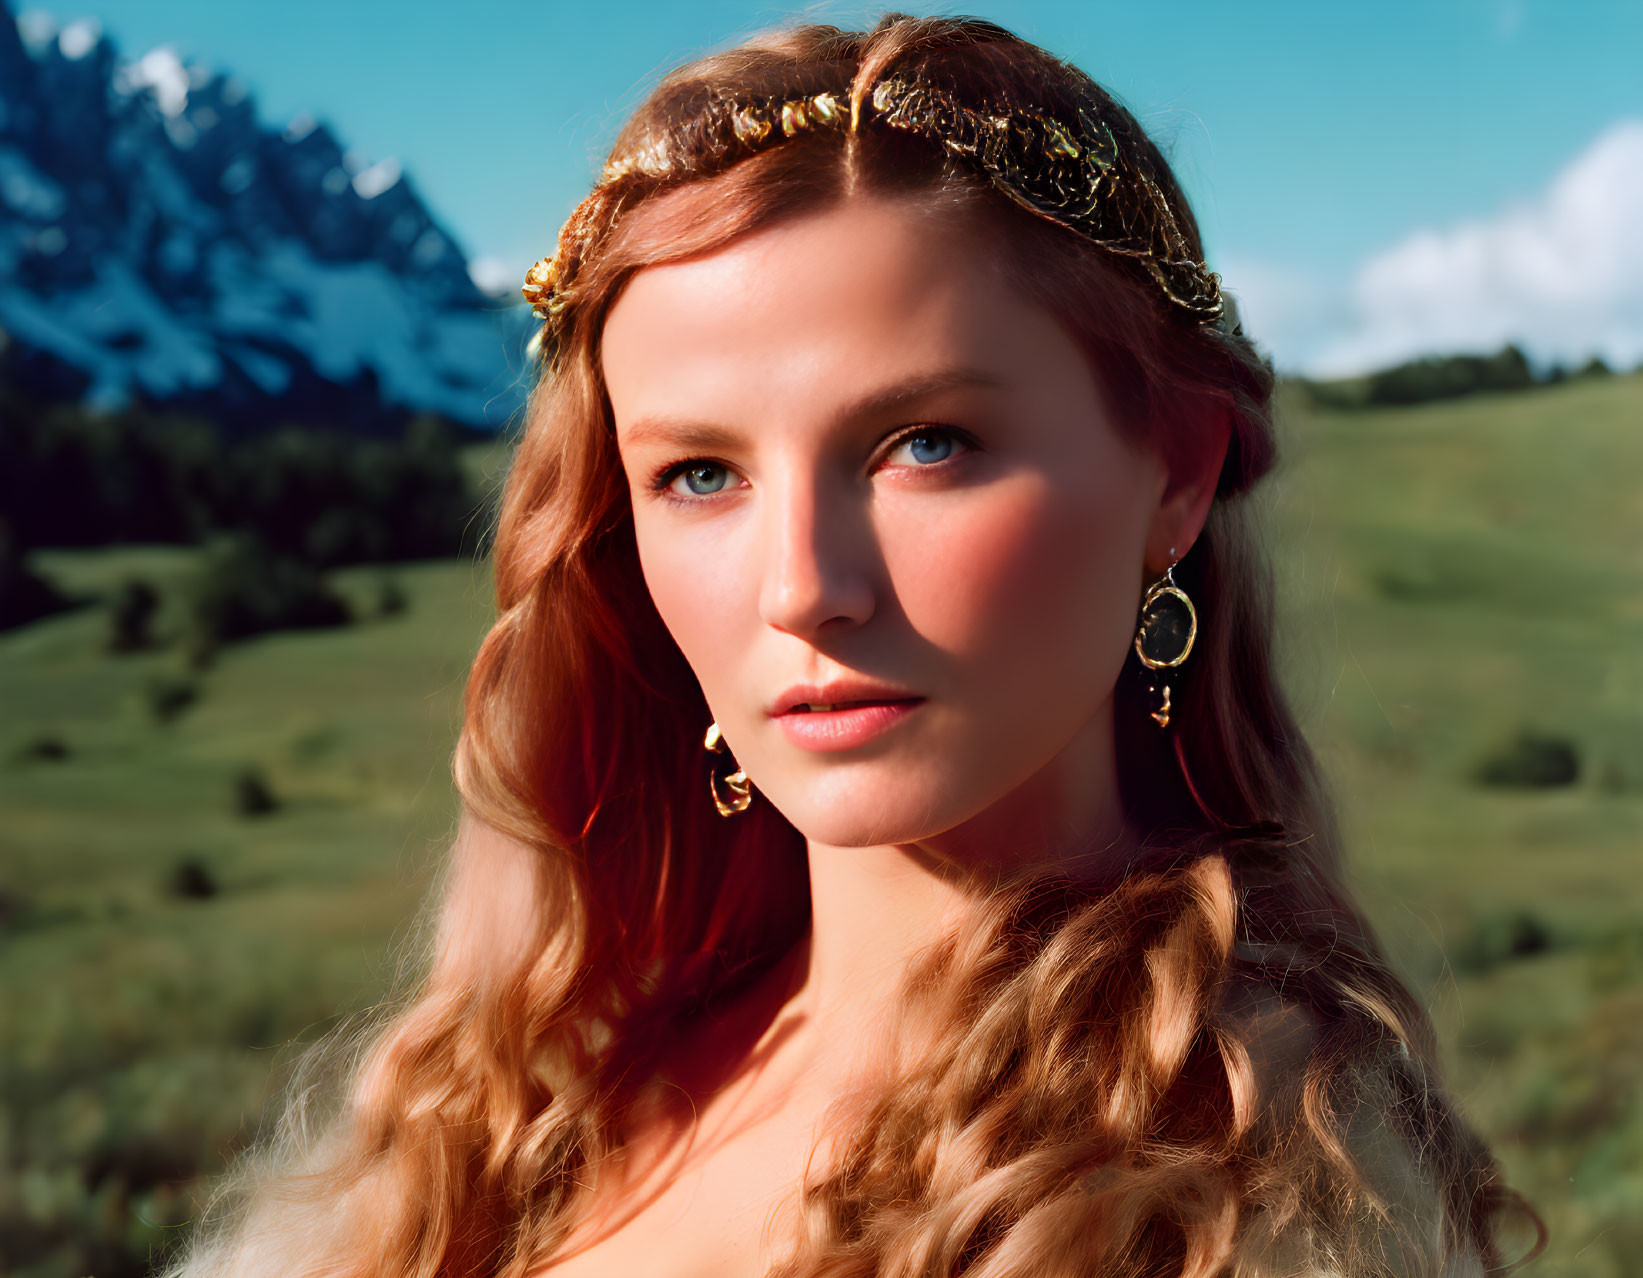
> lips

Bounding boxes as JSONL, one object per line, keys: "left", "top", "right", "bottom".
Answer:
{"left": 765, "top": 678, "right": 926, "bottom": 751}
{"left": 767, "top": 678, "right": 923, "bottom": 718}
{"left": 771, "top": 697, "right": 925, "bottom": 752}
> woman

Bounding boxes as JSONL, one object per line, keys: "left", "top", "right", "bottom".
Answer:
{"left": 166, "top": 14, "right": 1542, "bottom": 1277}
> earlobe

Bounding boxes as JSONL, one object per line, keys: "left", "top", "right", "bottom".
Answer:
{"left": 1145, "top": 411, "right": 1232, "bottom": 574}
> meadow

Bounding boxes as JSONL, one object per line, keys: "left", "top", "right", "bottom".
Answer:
{"left": 1, "top": 373, "right": 1638, "bottom": 1276}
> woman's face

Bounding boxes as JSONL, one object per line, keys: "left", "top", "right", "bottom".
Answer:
{"left": 604, "top": 194, "right": 1202, "bottom": 861}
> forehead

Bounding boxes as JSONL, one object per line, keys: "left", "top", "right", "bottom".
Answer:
{"left": 600, "top": 195, "right": 1067, "bottom": 432}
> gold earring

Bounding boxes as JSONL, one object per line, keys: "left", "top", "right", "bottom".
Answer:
{"left": 703, "top": 720, "right": 753, "bottom": 817}
{"left": 1133, "top": 561, "right": 1197, "bottom": 729}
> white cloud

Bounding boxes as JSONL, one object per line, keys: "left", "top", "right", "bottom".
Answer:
{"left": 1218, "top": 257, "right": 1351, "bottom": 374}
{"left": 1229, "top": 119, "right": 1643, "bottom": 377}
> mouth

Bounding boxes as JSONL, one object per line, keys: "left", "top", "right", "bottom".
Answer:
{"left": 771, "top": 697, "right": 926, "bottom": 752}
{"left": 768, "top": 678, "right": 925, "bottom": 719}
{"left": 781, "top": 698, "right": 924, "bottom": 714}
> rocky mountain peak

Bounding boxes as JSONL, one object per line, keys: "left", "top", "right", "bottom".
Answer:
{"left": 0, "top": 0, "right": 528, "bottom": 431}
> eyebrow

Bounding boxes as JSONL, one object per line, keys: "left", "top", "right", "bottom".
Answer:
{"left": 618, "top": 367, "right": 1006, "bottom": 451}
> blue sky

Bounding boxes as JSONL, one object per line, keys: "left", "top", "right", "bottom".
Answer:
{"left": 25, "top": 0, "right": 1643, "bottom": 373}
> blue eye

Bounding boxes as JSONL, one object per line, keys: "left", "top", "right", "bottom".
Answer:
{"left": 670, "top": 463, "right": 732, "bottom": 496}
{"left": 886, "top": 428, "right": 963, "bottom": 467}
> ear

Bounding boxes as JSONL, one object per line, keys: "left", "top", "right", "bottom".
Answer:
{"left": 1143, "top": 411, "right": 1232, "bottom": 577}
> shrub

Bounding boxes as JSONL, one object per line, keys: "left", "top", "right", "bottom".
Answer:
{"left": 183, "top": 534, "right": 350, "bottom": 663}
{"left": 374, "top": 574, "right": 408, "bottom": 617}
{"left": 1369, "top": 564, "right": 1459, "bottom": 604}
{"left": 144, "top": 677, "right": 199, "bottom": 724}
{"left": 1365, "top": 344, "right": 1534, "bottom": 405}
{"left": 1475, "top": 729, "right": 1581, "bottom": 788}
{"left": 12, "top": 733, "right": 69, "bottom": 763}
{"left": 233, "top": 767, "right": 277, "bottom": 817}
{"left": 166, "top": 857, "right": 218, "bottom": 900}
{"left": 1452, "top": 910, "right": 1555, "bottom": 974}
{"left": 106, "top": 577, "right": 160, "bottom": 652}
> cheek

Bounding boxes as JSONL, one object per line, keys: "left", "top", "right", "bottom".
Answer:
{"left": 882, "top": 470, "right": 1148, "bottom": 690}
{"left": 631, "top": 510, "right": 755, "bottom": 690}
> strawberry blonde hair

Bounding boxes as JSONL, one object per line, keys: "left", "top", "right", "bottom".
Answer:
{"left": 163, "top": 14, "right": 1543, "bottom": 1277}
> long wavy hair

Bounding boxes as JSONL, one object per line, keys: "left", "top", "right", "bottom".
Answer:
{"left": 163, "top": 14, "right": 1543, "bottom": 1277}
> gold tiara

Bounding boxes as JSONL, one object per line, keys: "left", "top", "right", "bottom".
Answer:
{"left": 522, "top": 72, "right": 1223, "bottom": 361}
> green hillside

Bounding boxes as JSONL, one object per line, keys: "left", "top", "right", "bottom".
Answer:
{"left": 1268, "top": 372, "right": 1643, "bottom": 1274}
{"left": 1, "top": 374, "right": 1639, "bottom": 1276}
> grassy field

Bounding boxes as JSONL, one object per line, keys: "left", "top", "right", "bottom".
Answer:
{"left": 0, "top": 552, "right": 497, "bottom": 1277}
{"left": 1267, "top": 372, "right": 1643, "bottom": 1273}
{"left": 1, "top": 373, "right": 1639, "bottom": 1276}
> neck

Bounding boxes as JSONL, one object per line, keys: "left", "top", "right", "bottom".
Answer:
{"left": 786, "top": 696, "right": 1133, "bottom": 1035}
{"left": 645, "top": 704, "right": 1133, "bottom": 1165}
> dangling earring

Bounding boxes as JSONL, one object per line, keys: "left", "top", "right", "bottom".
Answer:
{"left": 703, "top": 720, "right": 753, "bottom": 817}
{"left": 1133, "top": 556, "right": 1197, "bottom": 729}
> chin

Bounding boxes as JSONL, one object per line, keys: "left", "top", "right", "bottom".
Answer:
{"left": 790, "top": 814, "right": 927, "bottom": 848}
{"left": 759, "top": 772, "right": 966, "bottom": 849}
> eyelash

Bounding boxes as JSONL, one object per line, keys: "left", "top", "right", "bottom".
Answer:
{"left": 647, "top": 425, "right": 977, "bottom": 506}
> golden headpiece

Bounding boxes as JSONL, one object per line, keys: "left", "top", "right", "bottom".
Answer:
{"left": 522, "top": 58, "right": 1224, "bottom": 363}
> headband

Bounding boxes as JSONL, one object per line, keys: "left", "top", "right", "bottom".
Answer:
{"left": 522, "top": 67, "right": 1224, "bottom": 362}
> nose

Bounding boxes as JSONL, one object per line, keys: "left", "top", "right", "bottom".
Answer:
{"left": 757, "top": 467, "right": 876, "bottom": 638}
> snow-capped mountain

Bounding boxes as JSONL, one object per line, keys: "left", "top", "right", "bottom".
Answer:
{"left": 0, "top": 2, "right": 529, "bottom": 431}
